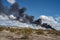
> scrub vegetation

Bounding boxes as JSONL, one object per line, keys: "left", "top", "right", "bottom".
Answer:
{"left": 0, "top": 26, "right": 60, "bottom": 36}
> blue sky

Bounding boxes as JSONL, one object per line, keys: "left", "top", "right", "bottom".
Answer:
{"left": 3, "top": 0, "right": 60, "bottom": 19}
{"left": 1, "top": 0, "right": 60, "bottom": 30}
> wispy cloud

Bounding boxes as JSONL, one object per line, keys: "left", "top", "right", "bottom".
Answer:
{"left": 56, "top": 17, "right": 60, "bottom": 22}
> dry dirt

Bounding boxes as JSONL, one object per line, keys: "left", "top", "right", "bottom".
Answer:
{"left": 0, "top": 30, "right": 60, "bottom": 40}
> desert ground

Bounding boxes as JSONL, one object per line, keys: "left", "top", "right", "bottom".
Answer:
{"left": 0, "top": 27, "right": 60, "bottom": 40}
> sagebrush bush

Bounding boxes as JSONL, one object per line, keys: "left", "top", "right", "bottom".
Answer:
{"left": 0, "top": 27, "right": 4, "bottom": 31}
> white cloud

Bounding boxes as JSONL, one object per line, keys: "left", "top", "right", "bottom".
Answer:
{"left": 9, "top": 15, "right": 17, "bottom": 19}
{"left": 7, "top": 0, "right": 16, "bottom": 4}
{"left": 56, "top": 17, "right": 60, "bottom": 22}
{"left": 39, "top": 15, "right": 60, "bottom": 30}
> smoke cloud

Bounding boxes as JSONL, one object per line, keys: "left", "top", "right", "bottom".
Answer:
{"left": 39, "top": 15, "right": 60, "bottom": 30}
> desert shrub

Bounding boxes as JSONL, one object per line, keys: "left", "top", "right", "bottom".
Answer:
{"left": 20, "top": 28, "right": 33, "bottom": 35}
{"left": 44, "top": 30, "right": 60, "bottom": 36}
{"left": 46, "top": 30, "right": 57, "bottom": 34}
{"left": 9, "top": 28, "right": 17, "bottom": 32}
{"left": 15, "top": 28, "right": 33, "bottom": 35}
{"left": 0, "top": 27, "right": 4, "bottom": 31}
{"left": 35, "top": 29, "right": 44, "bottom": 35}
{"left": 54, "top": 31, "right": 60, "bottom": 36}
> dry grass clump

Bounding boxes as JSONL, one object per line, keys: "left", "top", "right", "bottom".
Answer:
{"left": 35, "top": 29, "right": 44, "bottom": 35}
{"left": 9, "top": 28, "right": 17, "bottom": 32}
{"left": 16, "top": 28, "right": 33, "bottom": 35}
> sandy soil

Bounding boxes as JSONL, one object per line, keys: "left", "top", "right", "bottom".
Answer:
{"left": 0, "top": 30, "right": 60, "bottom": 40}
